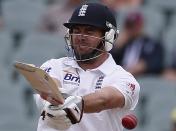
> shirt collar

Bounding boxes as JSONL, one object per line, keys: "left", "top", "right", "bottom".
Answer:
{"left": 63, "top": 54, "right": 117, "bottom": 75}
{"left": 93, "top": 54, "right": 117, "bottom": 75}
{"left": 63, "top": 57, "right": 81, "bottom": 69}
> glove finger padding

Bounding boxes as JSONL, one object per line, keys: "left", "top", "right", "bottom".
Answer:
{"left": 44, "top": 95, "right": 84, "bottom": 130}
{"left": 46, "top": 107, "right": 67, "bottom": 118}
{"left": 52, "top": 117, "right": 72, "bottom": 125}
{"left": 62, "top": 96, "right": 84, "bottom": 124}
{"left": 45, "top": 115, "right": 72, "bottom": 130}
{"left": 44, "top": 108, "right": 72, "bottom": 130}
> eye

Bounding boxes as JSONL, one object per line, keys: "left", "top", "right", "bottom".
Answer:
{"left": 86, "top": 30, "right": 94, "bottom": 35}
{"left": 72, "top": 29, "right": 80, "bottom": 34}
{"left": 86, "top": 28, "right": 97, "bottom": 35}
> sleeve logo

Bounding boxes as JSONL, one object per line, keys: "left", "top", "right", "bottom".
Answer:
{"left": 127, "top": 83, "right": 136, "bottom": 95}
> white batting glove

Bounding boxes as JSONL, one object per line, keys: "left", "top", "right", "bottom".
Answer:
{"left": 44, "top": 95, "right": 84, "bottom": 130}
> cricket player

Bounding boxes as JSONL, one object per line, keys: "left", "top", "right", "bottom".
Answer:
{"left": 34, "top": 3, "right": 140, "bottom": 131}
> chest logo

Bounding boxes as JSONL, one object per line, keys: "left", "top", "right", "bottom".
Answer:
{"left": 95, "top": 75, "right": 104, "bottom": 89}
{"left": 63, "top": 70, "right": 80, "bottom": 86}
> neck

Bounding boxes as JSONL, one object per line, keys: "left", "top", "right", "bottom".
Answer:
{"left": 77, "top": 53, "right": 109, "bottom": 71}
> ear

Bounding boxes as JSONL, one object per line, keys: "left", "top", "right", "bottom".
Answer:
{"left": 105, "top": 28, "right": 116, "bottom": 51}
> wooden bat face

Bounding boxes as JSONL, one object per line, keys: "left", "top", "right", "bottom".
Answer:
{"left": 14, "top": 61, "right": 64, "bottom": 104}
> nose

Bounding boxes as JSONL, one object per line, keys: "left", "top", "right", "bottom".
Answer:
{"left": 76, "top": 34, "right": 86, "bottom": 42}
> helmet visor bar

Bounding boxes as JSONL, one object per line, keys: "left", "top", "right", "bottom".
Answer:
{"left": 64, "top": 33, "right": 107, "bottom": 61}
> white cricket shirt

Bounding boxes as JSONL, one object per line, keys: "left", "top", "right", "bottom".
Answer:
{"left": 35, "top": 54, "right": 140, "bottom": 131}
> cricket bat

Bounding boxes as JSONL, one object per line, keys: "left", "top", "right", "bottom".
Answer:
{"left": 14, "top": 61, "right": 64, "bottom": 103}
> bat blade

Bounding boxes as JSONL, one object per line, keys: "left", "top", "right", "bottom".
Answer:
{"left": 14, "top": 61, "right": 64, "bottom": 103}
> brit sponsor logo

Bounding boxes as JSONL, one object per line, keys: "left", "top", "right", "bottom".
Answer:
{"left": 63, "top": 70, "right": 80, "bottom": 86}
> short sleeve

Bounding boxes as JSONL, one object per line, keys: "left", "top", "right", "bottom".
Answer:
{"left": 111, "top": 74, "right": 140, "bottom": 110}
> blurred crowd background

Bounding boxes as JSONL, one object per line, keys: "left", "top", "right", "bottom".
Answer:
{"left": 0, "top": 0, "right": 176, "bottom": 131}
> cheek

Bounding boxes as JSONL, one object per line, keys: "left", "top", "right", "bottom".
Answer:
{"left": 71, "top": 36, "right": 78, "bottom": 46}
{"left": 71, "top": 35, "right": 102, "bottom": 47}
{"left": 90, "top": 38, "right": 102, "bottom": 47}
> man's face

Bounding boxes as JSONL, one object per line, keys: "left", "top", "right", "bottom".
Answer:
{"left": 71, "top": 25, "right": 104, "bottom": 56}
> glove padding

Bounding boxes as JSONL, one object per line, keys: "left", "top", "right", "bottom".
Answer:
{"left": 44, "top": 95, "right": 84, "bottom": 130}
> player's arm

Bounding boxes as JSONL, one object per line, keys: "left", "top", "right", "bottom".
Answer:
{"left": 43, "top": 82, "right": 139, "bottom": 130}
{"left": 83, "top": 86, "right": 125, "bottom": 113}
{"left": 41, "top": 84, "right": 125, "bottom": 112}
{"left": 42, "top": 86, "right": 125, "bottom": 130}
